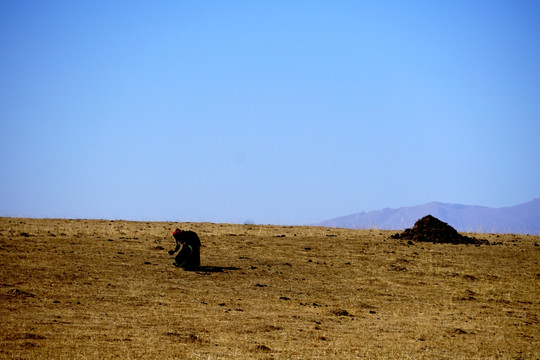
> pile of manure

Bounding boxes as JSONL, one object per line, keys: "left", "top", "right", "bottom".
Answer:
{"left": 391, "top": 215, "right": 489, "bottom": 245}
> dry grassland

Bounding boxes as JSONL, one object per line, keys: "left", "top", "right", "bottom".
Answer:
{"left": 1, "top": 217, "right": 539, "bottom": 359}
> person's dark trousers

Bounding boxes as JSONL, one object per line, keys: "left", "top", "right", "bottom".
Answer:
{"left": 174, "top": 245, "right": 192, "bottom": 267}
{"left": 174, "top": 244, "right": 200, "bottom": 269}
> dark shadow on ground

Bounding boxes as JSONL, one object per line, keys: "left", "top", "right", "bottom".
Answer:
{"left": 183, "top": 266, "right": 241, "bottom": 273}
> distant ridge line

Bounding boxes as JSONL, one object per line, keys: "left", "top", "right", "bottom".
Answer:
{"left": 313, "top": 199, "right": 540, "bottom": 235}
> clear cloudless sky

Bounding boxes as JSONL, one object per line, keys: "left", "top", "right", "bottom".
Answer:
{"left": 1, "top": 1, "right": 539, "bottom": 225}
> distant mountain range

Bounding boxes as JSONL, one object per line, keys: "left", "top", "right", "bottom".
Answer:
{"left": 313, "top": 199, "right": 540, "bottom": 235}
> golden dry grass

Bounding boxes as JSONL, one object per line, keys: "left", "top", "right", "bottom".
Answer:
{"left": 1, "top": 217, "right": 539, "bottom": 359}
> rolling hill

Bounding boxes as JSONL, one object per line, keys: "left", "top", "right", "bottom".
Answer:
{"left": 314, "top": 199, "right": 540, "bottom": 234}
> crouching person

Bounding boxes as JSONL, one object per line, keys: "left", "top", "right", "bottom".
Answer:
{"left": 169, "top": 228, "right": 201, "bottom": 269}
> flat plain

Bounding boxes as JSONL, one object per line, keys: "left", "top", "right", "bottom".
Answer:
{"left": 1, "top": 217, "right": 539, "bottom": 359}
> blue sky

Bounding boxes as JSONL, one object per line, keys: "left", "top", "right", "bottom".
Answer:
{"left": 1, "top": 1, "right": 539, "bottom": 225}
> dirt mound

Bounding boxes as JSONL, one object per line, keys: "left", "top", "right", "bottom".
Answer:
{"left": 391, "top": 215, "right": 489, "bottom": 245}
